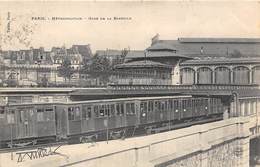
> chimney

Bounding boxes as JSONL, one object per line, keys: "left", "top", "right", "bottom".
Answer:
{"left": 151, "top": 33, "right": 160, "bottom": 45}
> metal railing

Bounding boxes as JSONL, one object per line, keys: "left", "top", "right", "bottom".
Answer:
{"left": 108, "top": 84, "right": 259, "bottom": 91}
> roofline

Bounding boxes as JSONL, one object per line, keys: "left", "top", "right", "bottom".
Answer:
{"left": 177, "top": 38, "right": 260, "bottom": 43}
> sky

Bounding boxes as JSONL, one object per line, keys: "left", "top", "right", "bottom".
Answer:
{"left": 0, "top": 1, "right": 259, "bottom": 52}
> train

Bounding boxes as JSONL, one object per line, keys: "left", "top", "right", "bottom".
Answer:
{"left": 0, "top": 95, "right": 227, "bottom": 148}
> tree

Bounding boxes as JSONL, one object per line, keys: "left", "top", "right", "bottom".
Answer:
{"left": 39, "top": 74, "right": 48, "bottom": 87}
{"left": 58, "top": 58, "right": 74, "bottom": 83}
{"left": 121, "top": 48, "right": 129, "bottom": 60}
{"left": 87, "top": 54, "right": 112, "bottom": 85}
{"left": 230, "top": 49, "right": 242, "bottom": 58}
{"left": 111, "top": 48, "right": 129, "bottom": 68}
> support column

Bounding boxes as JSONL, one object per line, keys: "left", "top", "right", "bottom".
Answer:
{"left": 212, "top": 71, "right": 215, "bottom": 84}
{"left": 195, "top": 71, "right": 198, "bottom": 84}
{"left": 249, "top": 69, "right": 253, "bottom": 84}
{"left": 237, "top": 137, "right": 250, "bottom": 167}
{"left": 230, "top": 70, "right": 234, "bottom": 84}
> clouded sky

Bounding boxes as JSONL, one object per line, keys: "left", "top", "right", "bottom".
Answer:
{"left": 0, "top": 1, "right": 259, "bottom": 51}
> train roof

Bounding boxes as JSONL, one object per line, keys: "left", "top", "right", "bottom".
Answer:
{"left": 5, "top": 95, "right": 194, "bottom": 107}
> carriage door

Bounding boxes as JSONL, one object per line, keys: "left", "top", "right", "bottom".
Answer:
{"left": 17, "top": 107, "right": 36, "bottom": 138}
{"left": 55, "top": 105, "right": 68, "bottom": 139}
{"left": 140, "top": 101, "right": 148, "bottom": 125}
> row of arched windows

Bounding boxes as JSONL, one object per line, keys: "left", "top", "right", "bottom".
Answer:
{"left": 180, "top": 66, "right": 260, "bottom": 85}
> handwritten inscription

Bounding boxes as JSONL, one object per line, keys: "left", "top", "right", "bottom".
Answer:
{"left": 16, "top": 145, "right": 62, "bottom": 163}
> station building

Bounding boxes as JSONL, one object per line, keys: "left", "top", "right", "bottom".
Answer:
{"left": 121, "top": 36, "right": 260, "bottom": 85}
{"left": 112, "top": 60, "right": 172, "bottom": 85}
{"left": 179, "top": 58, "right": 260, "bottom": 85}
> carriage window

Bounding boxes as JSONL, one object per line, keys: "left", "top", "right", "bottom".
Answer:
{"left": 111, "top": 104, "right": 115, "bottom": 116}
{"left": 140, "top": 102, "right": 147, "bottom": 113}
{"left": 168, "top": 100, "right": 173, "bottom": 111}
{"left": 120, "top": 103, "right": 124, "bottom": 115}
{"left": 68, "top": 107, "right": 80, "bottom": 121}
{"left": 75, "top": 107, "right": 80, "bottom": 120}
{"left": 161, "top": 101, "right": 167, "bottom": 111}
{"left": 68, "top": 107, "right": 75, "bottom": 120}
{"left": 131, "top": 103, "right": 135, "bottom": 114}
{"left": 45, "top": 108, "right": 54, "bottom": 121}
{"left": 99, "top": 105, "right": 105, "bottom": 117}
{"left": 116, "top": 104, "right": 120, "bottom": 115}
{"left": 148, "top": 101, "right": 153, "bottom": 112}
{"left": 94, "top": 106, "right": 99, "bottom": 117}
{"left": 19, "top": 109, "right": 28, "bottom": 123}
{"left": 154, "top": 101, "right": 159, "bottom": 111}
{"left": 0, "top": 107, "right": 5, "bottom": 119}
{"left": 7, "top": 110, "right": 15, "bottom": 124}
{"left": 37, "top": 109, "right": 44, "bottom": 121}
{"left": 126, "top": 103, "right": 135, "bottom": 115}
{"left": 82, "top": 105, "right": 92, "bottom": 119}
{"left": 174, "top": 100, "right": 179, "bottom": 112}
{"left": 105, "top": 105, "right": 110, "bottom": 117}
{"left": 126, "top": 103, "right": 131, "bottom": 115}
{"left": 182, "top": 100, "right": 186, "bottom": 111}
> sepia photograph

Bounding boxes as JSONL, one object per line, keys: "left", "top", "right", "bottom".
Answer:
{"left": 0, "top": 1, "right": 260, "bottom": 166}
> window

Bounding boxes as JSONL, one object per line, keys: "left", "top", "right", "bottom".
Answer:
{"left": 120, "top": 103, "right": 124, "bottom": 115}
{"left": 110, "top": 104, "right": 115, "bottom": 116}
{"left": 75, "top": 107, "right": 80, "bottom": 120}
{"left": 105, "top": 105, "right": 110, "bottom": 117}
{"left": 140, "top": 102, "right": 147, "bottom": 113}
{"left": 126, "top": 103, "right": 135, "bottom": 115}
{"left": 116, "top": 104, "right": 120, "bottom": 115}
{"left": 0, "top": 107, "right": 5, "bottom": 119}
{"left": 37, "top": 109, "right": 44, "bottom": 122}
{"left": 168, "top": 100, "right": 173, "bottom": 111}
{"left": 174, "top": 100, "right": 179, "bottom": 112}
{"left": 19, "top": 110, "right": 28, "bottom": 123}
{"left": 68, "top": 107, "right": 81, "bottom": 121}
{"left": 94, "top": 106, "right": 99, "bottom": 117}
{"left": 154, "top": 101, "right": 159, "bottom": 111}
{"left": 99, "top": 105, "right": 105, "bottom": 117}
{"left": 7, "top": 110, "right": 15, "bottom": 124}
{"left": 148, "top": 101, "right": 153, "bottom": 112}
{"left": 82, "top": 105, "right": 92, "bottom": 119}
{"left": 45, "top": 108, "right": 54, "bottom": 121}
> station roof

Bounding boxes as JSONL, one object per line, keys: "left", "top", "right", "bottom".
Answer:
{"left": 154, "top": 38, "right": 260, "bottom": 58}
{"left": 177, "top": 38, "right": 260, "bottom": 43}
{"left": 125, "top": 50, "right": 190, "bottom": 61}
{"left": 147, "top": 42, "right": 178, "bottom": 51}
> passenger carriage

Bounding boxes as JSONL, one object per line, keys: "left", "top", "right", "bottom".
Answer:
{"left": 0, "top": 103, "right": 56, "bottom": 147}
{"left": 0, "top": 95, "right": 225, "bottom": 147}
{"left": 54, "top": 95, "right": 225, "bottom": 141}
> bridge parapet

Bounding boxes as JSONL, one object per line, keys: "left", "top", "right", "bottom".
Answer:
{"left": 9, "top": 117, "right": 252, "bottom": 167}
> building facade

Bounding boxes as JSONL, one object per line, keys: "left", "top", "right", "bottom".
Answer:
{"left": 124, "top": 36, "right": 260, "bottom": 86}
{"left": 0, "top": 45, "right": 92, "bottom": 86}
